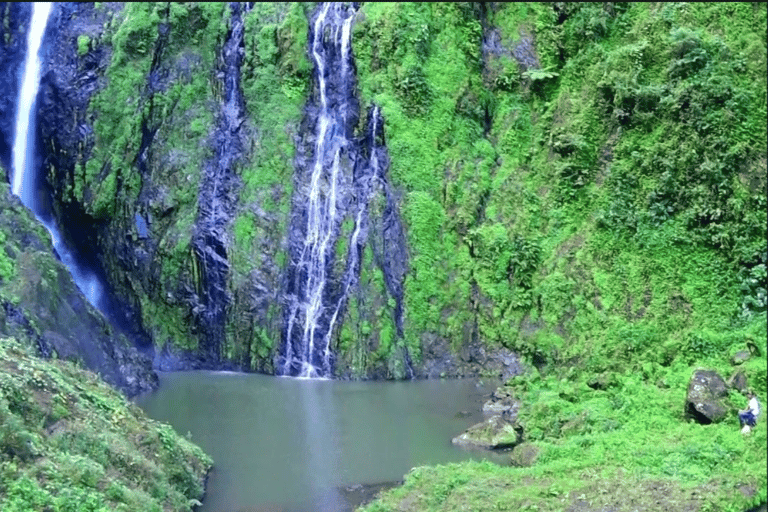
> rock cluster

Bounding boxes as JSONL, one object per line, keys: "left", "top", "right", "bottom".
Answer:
{"left": 452, "top": 386, "right": 522, "bottom": 450}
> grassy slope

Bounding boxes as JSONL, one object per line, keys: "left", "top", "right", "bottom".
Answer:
{"left": 356, "top": 2, "right": 767, "bottom": 510}
{"left": 0, "top": 338, "right": 211, "bottom": 511}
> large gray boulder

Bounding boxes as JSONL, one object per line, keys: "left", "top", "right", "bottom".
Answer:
{"left": 685, "top": 369, "right": 729, "bottom": 424}
{"left": 452, "top": 414, "right": 522, "bottom": 450}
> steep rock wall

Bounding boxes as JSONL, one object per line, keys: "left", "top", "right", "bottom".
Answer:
{"left": 9, "top": 2, "right": 763, "bottom": 382}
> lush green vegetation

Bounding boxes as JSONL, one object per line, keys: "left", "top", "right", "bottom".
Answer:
{"left": 0, "top": 338, "right": 211, "bottom": 511}
{"left": 352, "top": 2, "right": 766, "bottom": 510}
{"left": 352, "top": 1, "right": 765, "bottom": 371}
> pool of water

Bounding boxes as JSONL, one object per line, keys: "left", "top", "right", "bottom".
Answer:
{"left": 137, "top": 372, "right": 504, "bottom": 512}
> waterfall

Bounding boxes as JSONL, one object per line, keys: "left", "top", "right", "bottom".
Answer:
{"left": 281, "top": 3, "right": 358, "bottom": 378}
{"left": 11, "top": 3, "right": 104, "bottom": 309}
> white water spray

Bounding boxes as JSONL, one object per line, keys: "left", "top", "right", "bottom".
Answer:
{"left": 282, "top": 3, "right": 357, "bottom": 378}
{"left": 11, "top": 3, "right": 104, "bottom": 309}
{"left": 12, "top": 2, "right": 51, "bottom": 204}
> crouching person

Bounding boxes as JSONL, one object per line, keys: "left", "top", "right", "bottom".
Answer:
{"left": 738, "top": 391, "right": 760, "bottom": 434}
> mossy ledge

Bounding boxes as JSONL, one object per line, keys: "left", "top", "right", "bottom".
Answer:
{"left": 0, "top": 338, "right": 211, "bottom": 512}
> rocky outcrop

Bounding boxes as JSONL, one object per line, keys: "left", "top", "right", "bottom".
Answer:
{"left": 452, "top": 384, "right": 523, "bottom": 450}
{"left": 510, "top": 442, "right": 541, "bottom": 467}
{"left": 482, "top": 386, "right": 520, "bottom": 418}
{"left": 419, "top": 335, "right": 525, "bottom": 380}
{"left": 0, "top": 183, "right": 156, "bottom": 396}
{"left": 685, "top": 369, "right": 730, "bottom": 424}
{"left": 727, "top": 371, "right": 749, "bottom": 394}
{"left": 452, "top": 413, "right": 522, "bottom": 450}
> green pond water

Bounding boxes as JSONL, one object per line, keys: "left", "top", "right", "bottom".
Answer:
{"left": 137, "top": 372, "right": 505, "bottom": 512}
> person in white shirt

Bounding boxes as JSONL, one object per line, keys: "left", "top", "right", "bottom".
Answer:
{"left": 739, "top": 391, "right": 760, "bottom": 434}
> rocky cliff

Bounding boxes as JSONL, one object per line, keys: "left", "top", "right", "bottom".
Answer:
{"left": 1, "top": 2, "right": 764, "bottom": 383}
{"left": 0, "top": 3, "right": 155, "bottom": 396}
{"left": 0, "top": 179, "right": 156, "bottom": 396}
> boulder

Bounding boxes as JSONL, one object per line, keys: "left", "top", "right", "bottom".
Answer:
{"left": 685, "top": 369, "right": 729, "bottom": 424}
{"left": 727, "top": 371, "right": 749, "bottom": 394}
{"left": 482, "top": 386, "right": 521, "bottom": 421}
{"left": 731, "top": 350, "right": 751, "bottom": 365}
{"left": 510, "top": 442, "right": 541, "bottom": 467}
{"left": 452, "top": 414, "right": 522, "bottom": 450}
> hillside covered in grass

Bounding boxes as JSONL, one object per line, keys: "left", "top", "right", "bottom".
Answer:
{"left": 356, "top": 2, "right": 767, "bottom": 510}
{"left": 0, "top": 338, "right": 211, "bottom": 511}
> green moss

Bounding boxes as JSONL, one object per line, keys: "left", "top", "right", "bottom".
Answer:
{"left": 76, "top": 34, "right": 90, "bottom": 56}
{"left": 0, "top": 230, "right": 14, "bottom": 282}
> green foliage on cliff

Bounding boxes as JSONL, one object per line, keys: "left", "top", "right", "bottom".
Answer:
{"left": 0, "top": 230, "right": 14, "bottom": 282}
{"left": 356, "top": 1, "right": 767, "bottom": 510}
{"left": 352, "top": 0, "right": 766, "bottom": 377}
{"left": 0, "top": 338, "right": 211, "bottom": 511}
{"left": 74, "top": 2, "right": 230, "bottom": 353}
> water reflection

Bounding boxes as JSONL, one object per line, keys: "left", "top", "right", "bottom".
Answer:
{"left": 138, "top": 372, "right": 503, "bottom": 512}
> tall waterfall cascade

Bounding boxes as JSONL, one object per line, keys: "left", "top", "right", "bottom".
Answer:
{"left": 280, "top": 1, "right": 406, "bottom": 379}
{"left": 11, "top": 3, "right": 104, "bottom": 309}
{"left": 281, "top": 2, "right": 363, "bottom": 378}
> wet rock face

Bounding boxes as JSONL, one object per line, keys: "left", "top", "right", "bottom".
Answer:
{"left": 280, "top": 4, "right": 412, "bottom": 378}
{"left": 685, "top": 369, "right": 730, "bottom": 424}
{"left": 0, "top": 185, "right": 156, "bottom": 397}
{"left": 0, "top": 3, "right": 31, "bottom": 171}
{"left": 419, "top": 332, "right": 525, "bottom": 380}
{"left": 35, "top": 3, "right": 153, "bottom": 351}
{"left": 191, "top": 2, "right": 248, "bottom": 362}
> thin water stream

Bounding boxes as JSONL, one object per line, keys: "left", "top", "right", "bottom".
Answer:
{"left": 138, "top": 373, "right": 505, "bottom": 512}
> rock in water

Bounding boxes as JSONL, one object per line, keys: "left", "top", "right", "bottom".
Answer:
{"left": 482, "top": 386, "right": 520, "bottom": 419}
{"left": 685, "top": 369, "right": 729, "bottom": 424}
{"left": 452, "top": 414, "right": 522, "bottom": 450}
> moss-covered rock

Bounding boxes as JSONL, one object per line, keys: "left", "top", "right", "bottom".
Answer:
{"left": 452, "top": 414, "right": 522, "bottom": 450}
{"left": 0, "top": 337, "right": 211, "bottom": 511}
{"left": 509, "top": 442, "right": 540, "bottom": 467}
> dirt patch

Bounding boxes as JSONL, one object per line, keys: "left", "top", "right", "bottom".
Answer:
{"left": 556, "top": 233, "right": 585, "bottom": 259}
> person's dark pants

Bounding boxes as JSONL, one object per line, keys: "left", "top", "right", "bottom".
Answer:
{"left": 739, "top": 411, "right": 756, "bottom": 427}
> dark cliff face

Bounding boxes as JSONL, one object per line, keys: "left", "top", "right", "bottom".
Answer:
{"left": 0, "top": 183, "right": 157, "bottom": 396}
{"left": 190, "top": 3, "right": 247, "bottom": 363}
{"left": 37, "top": 3, "right": 151, "bottom": 350}
{"left": 0, "top": 3, "right": 30, "bottom": 171}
